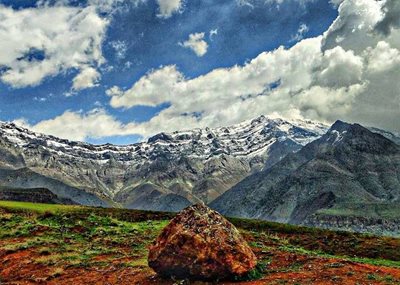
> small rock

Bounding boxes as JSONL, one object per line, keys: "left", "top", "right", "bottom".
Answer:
{"left": 148, "top": 203, "right": 257, "bottom": 280}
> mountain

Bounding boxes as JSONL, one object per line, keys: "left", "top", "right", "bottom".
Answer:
{"left": 368, "top": 127, "right": 400, "bottom": 145}
{"left": 0, "top": 116, "right": 328, "bottom": 211}
{"left": 0, "top": 167, "right": 108, "bottom": 207}
{"left": 211, "top": 121, "right": 400, "bottom": 235}
{"left": 0, "top": 186, "right": 76, "bottom": 205}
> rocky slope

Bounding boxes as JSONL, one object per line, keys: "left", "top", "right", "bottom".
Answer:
{"left": 0, "top": 186, "right": 76, "bottom": 205}
{"left": 0, "top": 116, "right": 328, "bottom": 210}
{"left": 0, "top": 167, "right": 107, "bottom": 207}
{"left": 211, "top": 121, "right": 400, "bottom": 232}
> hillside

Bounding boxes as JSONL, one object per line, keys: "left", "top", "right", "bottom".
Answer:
{"left": 0, "top": 168, "right": 108, "bottom": 207}
{"left": 0, "top": 116, "right": 328, "bottom": 210}
{"left": 0, "top": 201, "right": 399, "bottom": 284}
{"left": 0, "top": 186, "right": 76, "bottom": 205}
{"left": 211, "top": 121, "right": 400, "bottom": 236}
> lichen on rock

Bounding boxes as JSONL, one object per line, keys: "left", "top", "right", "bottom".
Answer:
{"left": 148, "top": 203, "right": 257, "bottom": 280}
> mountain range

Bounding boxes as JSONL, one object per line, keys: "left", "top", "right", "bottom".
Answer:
{"left": 0, "top": 116, "right": 327, "bottom": 211}
{"left": 211, "top": 120, "right": 400, "bottom": 235}
{"left": 0, "top": 116, "right": 399, "bottom": 235}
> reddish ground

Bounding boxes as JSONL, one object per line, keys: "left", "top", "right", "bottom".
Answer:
{"left": 1, "top": 245, "right": 399, "bottom": 285}
{"left": 1, "top": 207, "right": 399, "bottom": 285}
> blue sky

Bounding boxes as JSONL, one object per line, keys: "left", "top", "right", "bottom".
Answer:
{"left": 0, "top": 0, "right": 399, "bottom": 143}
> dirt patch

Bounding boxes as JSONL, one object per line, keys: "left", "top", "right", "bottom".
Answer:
{"left": 1, "top": 207, "right": 399, "bottom": 284}
{"left": 1, "top": 246, "right": 399, "bottom": 284}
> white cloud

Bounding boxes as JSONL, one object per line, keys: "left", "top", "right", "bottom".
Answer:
{"left": 104, "top": 0, "right": 400, "bottom": 137}
{"left": 236, "top": 0, "right": 254, "bottom": 9}
{"left": 329, "top": 0, "right": 345, "bottom": 7}
{"left": 290, "top": 23, "right": 309, "bottom": 42}
{"left": 72, "top": 67, "right": 101, "bottom": 90}
{"left": 22, "top": 0, "right": 400, "bottom": 141}
{"left": 242, "top": 0, "right": 316, "bottom": 9}
{"left": 58, "top": 0, "right": 146, "bottom": 13}
{"left": 209, "top": 28, "right": 218, "bottom": 40}
{"left": 374, "top": 0, "right": 400, "bottom": 36}
{"left": 366, "top": 41, "right": 400, "bottom": 73}
{"left": 316, "top": 47, "right": 363, "bottom": 88}
{"left": 15, "top": 109, "right": 140, "bottom": 141}
{"left": 109, "top": 65, "right": 184, "bottom": 108}
{"left": 108, "top": 36, "right": 366, "bottom": 137}
{"left": 110, "top": 40, "right": 128, "bottom": 59}
{"left": 179, "top": 32, "right": 208, "bottom": 57}
{"left": 156, "top": 0, "right": 182, "bottom": 19}
{"left": 322, "top": 0, "right": 384, "bottom": 52}
{"left": 106, "top": 86, "right": 124, "bottom": 97}
{"left": 0, "top": 4, "right": 108, "bottom": 89}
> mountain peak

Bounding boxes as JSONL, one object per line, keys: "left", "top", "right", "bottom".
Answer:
{"left": 318, "top": 120, "right": 400, "bottom": 155}
{"left": 329, "top": 120, "right": 351, "bottom": 132}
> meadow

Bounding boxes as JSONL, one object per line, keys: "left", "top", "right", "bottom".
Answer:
{"left": 0, "top": 201, "right": 400, "bottom": 284}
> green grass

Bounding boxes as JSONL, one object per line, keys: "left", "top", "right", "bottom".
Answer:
{"left": 277, "top": 244, "right": 400, "bottom": 268}
{"left": 317, "top": 203, "right": 400, "bottom": 219}
{"left": 0, "top": 200, "right": 81, "bottom": 213}
{"left": 0, "top": 200, "right": 400, "bottom": 284}
{"left": 0, "top": 201, "right": 170, "bottom": 272}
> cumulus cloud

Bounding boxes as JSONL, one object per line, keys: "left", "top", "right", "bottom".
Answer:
{"left": 157, "top": 0, "right": 182, "bottom": 18}
{"left": 179, "top": 33, "right": 209, "bottom": 57}
{"left": 321, "top": 0, "right": 384, "bottom": 52}
{"left": 72, "top": 67, "right": 101, "bottom": 90}
{"left": 110, "top": 65, "right": 184, "bottom": 108}
{"left": 0, "top": 4, "right": 108, "bottom": 89}
{"left": 15, "top": 109, "right": 139, "bottom": 141}
{"left": 23, "top": 0, "right": 400, "bottom": 141}
{"left": 374, "top": 0, "right": 400, "bottom": 36}
{"left": 108, "top": 36, "right": 368, "bottom": 137}
{"left": 366, "top": 41, "right": 400, "bottom": 74}
{"left": 104, "top": 0, "right": 400, "bottom": 137}
{"left": 316, "top": 47, "right": 363, "bottom": 88}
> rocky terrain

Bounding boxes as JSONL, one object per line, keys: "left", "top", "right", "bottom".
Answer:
{"left": 0, "top": 168, "right": 107, "bottom": 207}
{"left": 211, "top": 121, "right": 400, "bottom": 235}
{"left": 1, "top": 201, "right": 400, "bottom": 284}
{"left": 304, "top": 213, "right": 400, "bottom": 237}
{"left": 0, "top": 116, "right": 327, "bottom": 210}
{"left": 0, "top": 186, "right": 76, "bottom": 205}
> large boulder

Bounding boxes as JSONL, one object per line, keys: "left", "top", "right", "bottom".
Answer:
{"left": 148, "top": 203, "right": 257, "bottom": 280}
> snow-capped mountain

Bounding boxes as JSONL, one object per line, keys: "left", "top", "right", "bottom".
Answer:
{"left": 0, "top": 116, "right": 328, "bottom": 211}
{"left": 211, "top": 120, "right": 400, "bottom": 235}
{"left": 0, "top": 115, "right": 328, "bottom": 164}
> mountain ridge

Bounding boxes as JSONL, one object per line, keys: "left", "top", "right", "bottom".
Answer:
{"left": 0, "top": 115, "right": 329, "bottom": 210}
{"left": 0, "top": 117, "right": 399, "bottom": 214}
{"left": 211, "top": 120, "right": 400, "bottom": 235}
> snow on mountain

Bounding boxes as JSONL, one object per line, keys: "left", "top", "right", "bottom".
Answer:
{"left": 0, "top": 115, "right": 328, "bottom": 165}
{"left": 0, "top": 115, "right": 333, "bottom": 210}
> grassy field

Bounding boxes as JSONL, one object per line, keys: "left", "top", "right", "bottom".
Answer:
{"left": 0, "top": 201, "right": 81, "bottom": 213}
{"left": 317, "top": 203, "right": 400, "bottom": 219}
{"left": 1, "top": 201, "right": 400, "bottom": 284}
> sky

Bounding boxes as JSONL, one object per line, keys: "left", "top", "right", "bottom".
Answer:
{"left": 0, "top": 0, "right": 399, "bottom": 144}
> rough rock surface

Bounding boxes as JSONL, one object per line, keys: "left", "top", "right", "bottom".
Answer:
{"left": 0, "top": 186, "right": 76, "bottom": 205}
{"left": 0, "top": 116, "right": 328, "bottom": 209}
{"left": 212, "top": 121, "right": 400, "bottom": 226}
{"left": 148, "top": 204, "right": 257, "bottom": 280}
